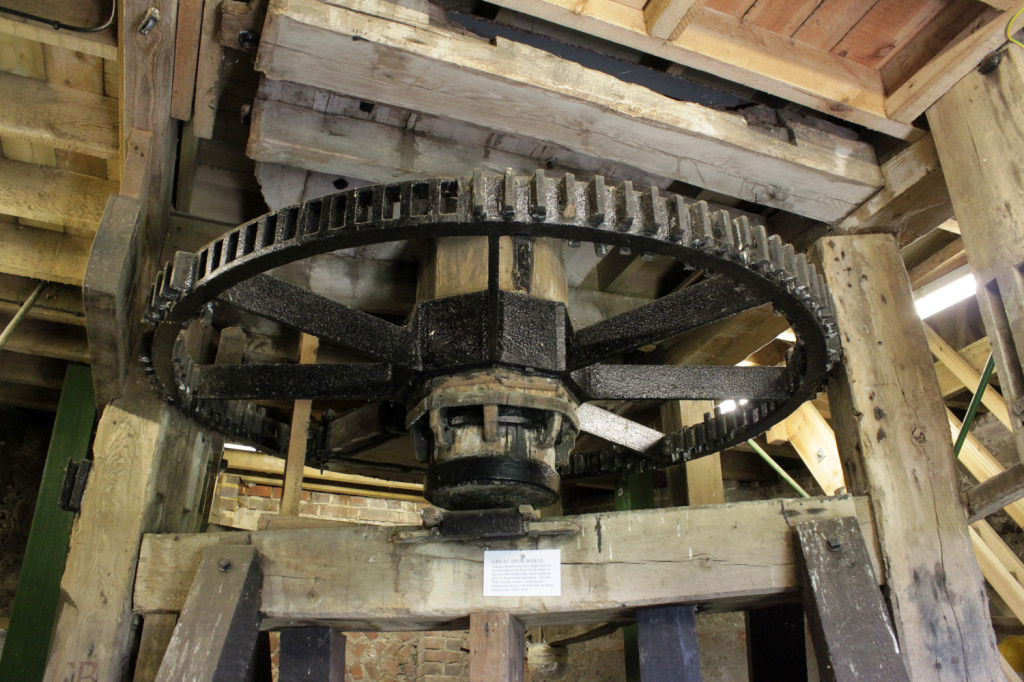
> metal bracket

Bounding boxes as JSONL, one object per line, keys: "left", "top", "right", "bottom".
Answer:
{"left": 58, "top": 459, "right": 92, "bottom": 513}
{"left": 393, "top": 505, "right": 579, "bottom": 543}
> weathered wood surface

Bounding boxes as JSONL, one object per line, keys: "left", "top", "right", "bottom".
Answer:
{"left": 257, "top": 0, "right": 882, "bottom": 222}
{"left": 44, "top": 395, "right": 216, "bottom": 681}
{"left": 637, "top": 605, "right": 701, "bottom": 681}
{"left": 966, "top": 462, "right": 1024, "bottom": 524}
{"left": 470, "top": 613, "right": 526, "bottom": 682}
{"left": 0, "top": 157, "right": 114, "bottom": 234}
{"left": 132, "top": 613, "right": 178, "bottom": 682}
{"left": 84, "top": 195, "right": 142, "bottom": 407}
{"left": 796, "top": 517, "right": 908, "bottom": 682}
{"left": 282, "top": 333, "right": 319, "bottom": 515}
{"left": 279, "top": 627, "right": 346, "bottom": 682}
{"left": 0, "top": 222, "right": 92, "bottom": 285}
{"left": 156, "top": 545, "right": 262, "bottom": 681}
{"left": 819, "top": 234, "right": 1001, "bottom": 680}
{"left": 135, "top": 496, "right": 878, "bottom": 627}
{"left": 929, "top": 45, "right": 1024, "bottom": 464}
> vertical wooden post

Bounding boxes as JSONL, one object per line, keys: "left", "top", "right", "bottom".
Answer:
{"left": 0, "top": 367, "right": 94, "bottom": 681}
{"left": 281, "top": 332, "right": 319, "bottom": 516}
{"left": 279, "top": 627, "right": 346, "bottom": 681}
{"left": 818, "top": 234, "right": 1001, "bottom": 679}
{"left": 928, "top": 47, "right": 1024, "bottom": 464}
{"left": 470, "top": 613, "right": 526, "bottom": 682}
{"left": 43, "top": 389, "right": 216, "bottom": 681}
{"left": 661, "top": 400, "right": 721, "bottom": 506}
{"left": 795, "top": 517, "right": 908, "bottom": 682}
{"left": 637, "top": 604, "right": 701, "bottom": 681}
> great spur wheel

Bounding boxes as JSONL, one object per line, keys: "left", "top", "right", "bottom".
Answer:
{"left": 141, "top": 169, "right": 841, "bottom": 510}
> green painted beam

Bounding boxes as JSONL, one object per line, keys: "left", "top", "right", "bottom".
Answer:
{"left": 616, "top": 470, "right": 655, "bottom": 682}
{"left": 0, "top": 366, "right": 95, "bottom": 680}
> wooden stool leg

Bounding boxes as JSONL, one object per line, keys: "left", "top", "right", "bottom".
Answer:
{"left": 795, "top": 516, "right": 909, "bottom": 682}
{"left": 470, "top": 613, "right": 525, "bottom": 682}
{"left": 279, "top": 627, "right": 346, "bottom": 681}
{"left": 637, "top": 604, "right": 701, "bottom": 682}
{"left": 155, "top": 545, "right": 262, "bottom": 681}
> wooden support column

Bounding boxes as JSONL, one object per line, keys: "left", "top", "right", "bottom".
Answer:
{"left": 281, "top": 332, "right": 319, "bottom": 516}
{"left": 44, "top": 389, "right": 217, "bottom": 681}
{"left": 0, "top": 367, "right": 95, "bottom": 681}
{"left": 470, "top": 613, "right": 526, "bottom": 682}
{"left": 637, "top": 605, "right": 701, "bottom": 681}
{"left": 818, "top": 234, "right": 1001, "bottom": 680}
{"left": 660, "top": 400, "right": 720, "bottom": 506}
{"left": 156, "top": 545, "right": 262, "bottom": 681}
{"left": 928, "top": 46, "right": 1024, "bottom": 463}
{"left": 616, "top": 470, "right": 654, "bottom": 682}
{"left": 279, "top": 628, "right": 346, "bottom": 682}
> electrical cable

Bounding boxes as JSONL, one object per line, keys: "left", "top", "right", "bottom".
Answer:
{"left": 0, "top": 0, "right": 115, "bottom": 33}
{"left": 1009, "top": 5, "right": 1024, "bottom": 50}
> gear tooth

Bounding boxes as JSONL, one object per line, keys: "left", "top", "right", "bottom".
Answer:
{"left": 711, "top": 210, "right": 735, "bottom": 250}
{"left": 642, "top": 186, "right": 667, "bottom": 237}
{"left": 502, "top": 168, "right": 516, "bottom": 219}
{"left": 560, "top": 172, "right": 577, "bottom": 221}
{"left": 689, "top": 201, "right": 713, "bottom": 246}
{"left": 767, "top": 234, "right": 785, "bottom": 269}
{"left": 594, "top": 242, "right": 610, "bottom": 256}
{"left": 615, "top": 180, "right": 638, "bottom": 232}
{"left": 750, "top": 224, "right": 770, "bottom": 266}
{"left": 733, "top": 216, "right": 752, "bottom": 253}
{"left": 472, "top": 169, "right": 488, "bottom": 219}
{"left": 794, "top": 253, "right": 811, "bottom": 295}
{"left": 587, "top": 175, "right": 606, "bottom": 226}
{"left": 531, "top": 169, "right": 548, "bottom": 221}
{"left": 668, "top": 195, "right": 689, "bottom": 244}
{"left": 170, "top": 251, "right": 197, "bottom": 294}
{"left": 683, "top": 427, "right": 696, "bottom": 451}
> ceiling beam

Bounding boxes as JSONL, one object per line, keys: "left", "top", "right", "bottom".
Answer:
{"left": 0, "top": 275, "right": 85, "bottom": 327}
{"left": 0, "top": 351, "right": 68, "bottom": 390}
{"left": 0, "top": 158, "right": 115, "bottom": 234}
{"left": 0, "top": 222, "right": 91, "bottom": 285}
{"left": 0, "top": 315, "right": 90, "bottom": 363}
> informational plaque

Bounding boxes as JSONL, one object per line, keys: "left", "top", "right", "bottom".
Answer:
{"left": 483, "top": 549, "right": 561, "bottom": 596}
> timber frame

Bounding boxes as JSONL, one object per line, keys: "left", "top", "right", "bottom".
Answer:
{"left": 2, "top": 0, "right": 1023, "bottom": 679}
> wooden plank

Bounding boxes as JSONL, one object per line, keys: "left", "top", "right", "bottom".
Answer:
{"left": 887, "top": 6, "right": 1012, "bottom": 124}
{"left": 84, "top": 195, "right": 143, "bottom": 407}
{"left": 766, "top": 402, "right": 845, "bottom": 495}
{"left": 134, "top": 496, "right": 879, "bottom": 624}
{"left": 0, "top": 276, "right": 85, "bottom": 327}
{"left": 156, "top": 545, "right": 262, "bottom": 681}
{"left": 792, "top": 0, "right": 876, "bottom": 50}
{"left": 970, "top": 526, "right": 1024, "bottom": 626}
{"left": 795, "top": 517, "right": 909, "bottom": 682}
{"left": 0, "top": 70, "right": 117, "bottom": 157}
{"left": 193, "top": 0, "right": 226, "bottom": 138}
{"left": 966, "top": 462, "right": 1024, "bottom": 525}
{"left": 0, "top": 351, "right": 67, "bottom": 390}
{"left": 929, "top": 44, "right": 1024, "bottom": 464}
{"left": 171, "top": 0, "right": 205, "bottom": 120}
{"left": 952, "top": 410, "right": 1024, "bottom": 529}
{"left": 644, "top": 0, "right": 706, "bottom": 40}
{"left": 832, "top": 0, "right": 948, "bottom": 70}
{"left": 0, "top": 316, "right": 89, "bottom": 363}
{"left": 44, "top": 396, "right": 216, "bottom": 681}
{"left": 0, "top": 157, "right": 114, "bottom": 234}
{"left": 819, "top": 233, "right": 1001, "bottom": 680}
{"left": 133, "top": 614, "right": 178, "bottom": 682}
{"left": 279, "top": 628, "right": 346, "bottom": 682}
{"left": 477, "top": 0, "right": 912, "bottom": 138}
{"left": 257, "top": 0, "right": 884, "bottom": 222}
{"left": 925, "top": 324, "right": 1012, "bottom": 429}
{"left": 636, "top": 605, "right": 701, "bottom": 681}
{"left": 0, "top": 222, "right": 91, "bottom": 285}
{"left": 281, "top": 333, "right": 319, "bottom": 516}
{"left": 0, "top": 0, "right": 117, "bottom": 60}
{"left": 935, "top": 337, "right": 990, "bottom": 397}
{"left": 907, "top": 236, "right": 966, "bottom": 289}
{"left": 653, "top": 303, "right": 789, "bottom": 367}
{"left": 0, "top": 367, "right": 94, "bottom": 681}
{"left": 0, "top": 383, "right": 61, "bottom": 411}
{"left": 470, "top": 613, "right": 526, "bottom": 682}
{"left": 835, "top": 134, "right": 952, "bottom": 245}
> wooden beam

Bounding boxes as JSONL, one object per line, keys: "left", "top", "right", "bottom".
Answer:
{"left": 257, "top": 0, "right": 883, "bottom": 222}
{"left": 156, "top": 545, "right": 262, "bottom": 681}
{"left": 766, "top": 402, "right": 845, "bottom": 495}
{"left": 470, "top": 613, "right": 526, "bottom": 682}
{"left": 170, "top": 0, "right": 204, "bottom": 121}
{"left": 820, "top": 234, "right": 1001, "bottom": 679}
{"left": 0, "top": 276, "right": 85, "bottom": 327}
{"left": 0, "top": 158, "right": 114, "bottom": 234}
{"left": 279, "top": 628, "right": 346, "bottom": 682}
{"left": 0, "top": 383, "right": 60, "bottom": 411}
{"left": 45, "top": 395, "right": 217, "bottom": 680}
{"left": 907, "top": 237, "right": 966, "bottom": 289}
{"left": 0, "top": 316, "right": 89, "bottom": 363}
{"left": 835, "top": 134, "right": 952, "bottom": 243}
{"left": 966, "top": 462, "right": 1024, "bottom": 525}
{"left": 652, "top": 304, "right": 789, "bottom": 367}
{"left": 0, "top": 222, "right": 91, "bottom": 285}
{"left": 0, "top": 367, "right": 94, "bottom": 681}
{"left": 134, "top": 496, "right": 878, "bottom": 625}
{"left": 0, "top": 0, "right": 117, "bottom": 60}
{"left": 936, "top": 337, "right": 991, "bottom": 398}
{"left": 636, "top": 605, "right": 700, "bottom": 681}
{"left": 950, "top": 409, "right": 1024, "bottom": 529}
{"left": 476, "top": 0, "right": 912, "bottom": 138}
{"left": 644, "top": 0, "right": 706, "bottom": 40}
{"left": 133, "top": 614, "right": 178, "bottom": 682}
{"left": 192, "top": 0, "right": 226, "bottom": 138}
{"left": 925, "top": 324, "right": 1012, "bottom": 429}
{"left": 281, "top": 333, "right": 319, "bottom": 516}
{"left": 0, "top": 70, "right": 117, "bottom": 158}
{"left": 795, "top": 517, "right": 909, "bottom": 682}
{"left": 84, "top": 195, "right": 143, "bottom": 407}
{"left": 0, "top": 351, "right": 67, "bottom": 390}
{"left": 929, "top": 45, "right": 1024, "bottom": 464}
{"left": 223, "top": 450, "right": 423, "bottom": 493}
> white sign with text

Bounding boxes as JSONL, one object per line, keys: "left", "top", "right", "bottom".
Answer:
{"left": 483, "top": 549, "right": 561, "bottom": 596}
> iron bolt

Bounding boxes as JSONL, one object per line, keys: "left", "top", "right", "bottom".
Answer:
{"left": 218, "top": 559, "right": 232, "bottom": 572}
{"left": 238, "top": 30, "right": 259, "bottom": 50}
{"left": 826, "top": 538, "right": 841, "bottom": 552}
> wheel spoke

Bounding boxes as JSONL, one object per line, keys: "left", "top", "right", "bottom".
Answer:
{"left": 193, "top": 363, "right": 395, "bottom": 400}
{"left": 217, "top": 275, "right": 416, "bottom": 368}
{"left": 567, "top": 277, "right": 768, "bottom": 369}
{"left": 572, "top": 365, "right": 790, "bottom": 401}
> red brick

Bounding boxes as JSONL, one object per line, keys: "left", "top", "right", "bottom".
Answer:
{"left": 420, "top": 636, "right": 444, "bottom": 650}
{"left": 348, "top": 495, "right": 369, "bottom": 507}
{"left": 311, "top": 491, "right": 333, "bottom": 504}
{"left": 397, "top": 643, "right": 414, "bottom": 659}
{"left": 444, "top": 638, "right": 465, "bottom": 651}
{"left": 363, "top": 660, "right": 379, "bottom": 678}
{"left": 418, "top": 662, "right": 444, "bottom": 675}
{"left": 352, "top": 642, "right": 369, "bottom": 657}
{"left": 300, "top": 490, "right": 311, "bottom": 501}
{"left": 349, "top": 663, "right": 363, "bottom": 680}
{"left": 381, "top": 658, "right": 400, "bottom": 675}
{"left": 240, "top": 483, "right": 276, "bottom": 498}
{"left": 444, "top": 662, "right": 465, "bottom": 675}
{"left": 364, "top": 632, "right": 379, "bottom": 640}
{"left": 397, "top": 632, "right": 414, "bottom": 641}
